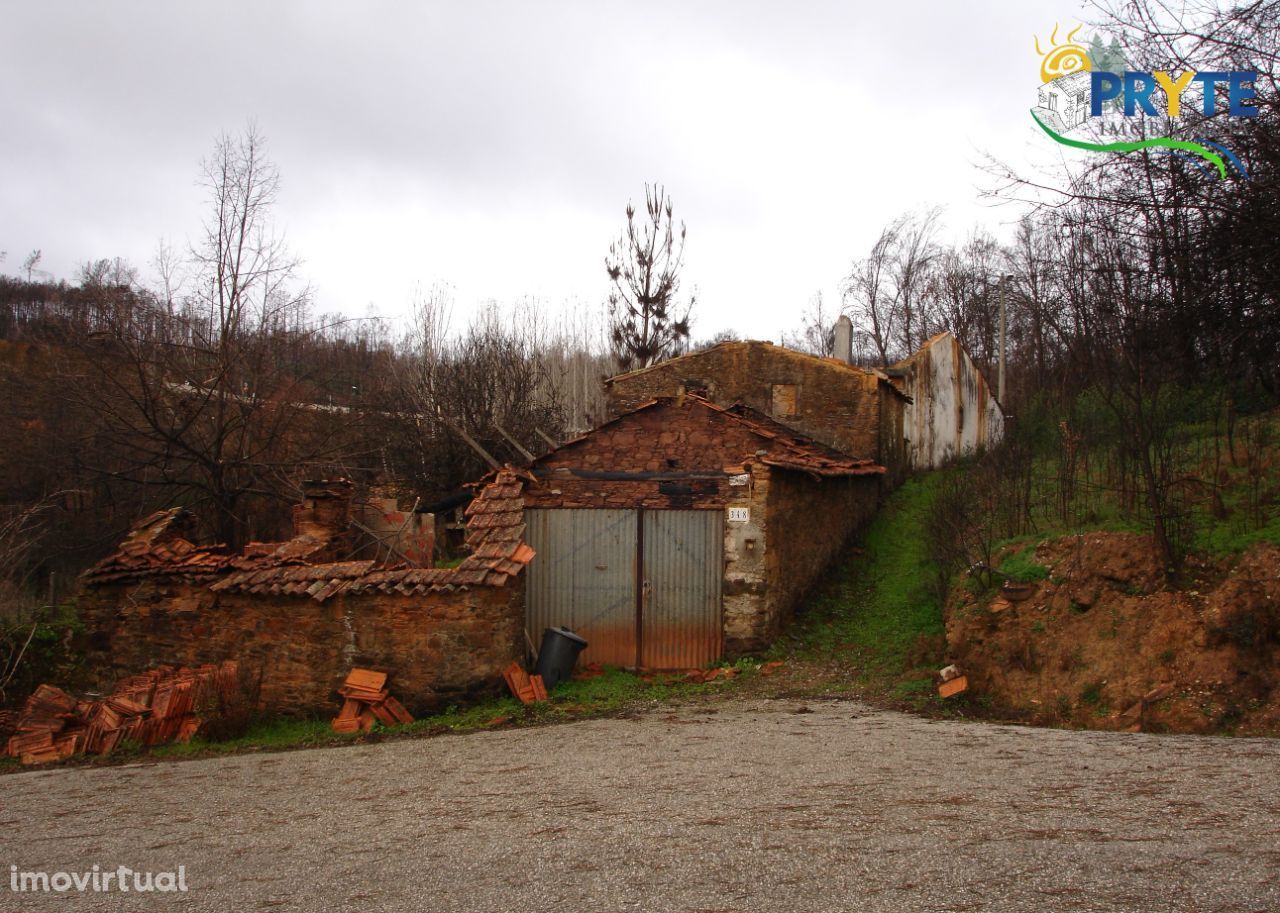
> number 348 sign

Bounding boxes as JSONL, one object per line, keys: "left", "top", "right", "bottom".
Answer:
{"left": 727, "top": 507, "right": 750, "bottom": 523}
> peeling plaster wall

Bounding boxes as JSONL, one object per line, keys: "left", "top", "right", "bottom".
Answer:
{"left": 898, "top": 334, "right": 1004, "bottom": 469}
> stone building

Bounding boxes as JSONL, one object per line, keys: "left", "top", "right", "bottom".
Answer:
{"left": 604, "top": 340, "right": 910, "bottom": 485}
{"left": 885, "top": 331, "right": 1005, "bottom": 469}
{"left": 79, "top": 476, "right": 532, "bottom": 715}
{"left": 518, "top": 394, "right": 884, "bottom": 666}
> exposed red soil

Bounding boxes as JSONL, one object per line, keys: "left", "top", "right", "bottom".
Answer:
{"left": 946, "top": 531, "right": 1280, "bottom": 734}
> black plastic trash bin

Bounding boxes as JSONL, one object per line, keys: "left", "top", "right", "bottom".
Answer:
{"left": 534, "top": 627, "right": 589, "bottom": 689}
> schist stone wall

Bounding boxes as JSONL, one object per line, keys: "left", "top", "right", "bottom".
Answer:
{"left": 603, "top": 340, "right": 908, "bottom": 483}
{"left": 757, "top": 469, "right": 881, "bottom": 648}
{"left": 79, "top": 582, "right": 522, "bottom": 715}
{"left": 78, "top": 474, "right": 530, "bottom": 716}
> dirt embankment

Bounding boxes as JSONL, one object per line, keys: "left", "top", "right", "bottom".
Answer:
{"left": 946, "top": 532, "right": 1280, "bottom": 734}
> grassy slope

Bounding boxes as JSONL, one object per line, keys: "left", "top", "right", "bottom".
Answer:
{"left": 764, "top": 473, "right": 950, "bottom": 704}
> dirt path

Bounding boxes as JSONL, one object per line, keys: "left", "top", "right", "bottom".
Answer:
{"left": 1, "top": 698, "right": 1278, "bottom": 912}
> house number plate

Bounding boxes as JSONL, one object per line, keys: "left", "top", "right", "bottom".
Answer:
{"left": 727, "top": 507, "right": 750, "bottom": 523}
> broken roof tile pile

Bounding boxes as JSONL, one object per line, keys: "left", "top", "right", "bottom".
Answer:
{"left": 456, "top": 469, "right": 536, "bottom": 585}
{"left": 81, "top": 511, "right": 333, "bottom": 589}
{"left": 331, "top": 668, "right": 415, "bottom": 733}
{"left": 84, "top": 482, "right": 355, "bottom": 588}
{"left": 5, "top": 662, "right": 238, "bottom": 765}
{"left": 84, "top": 471, "right": 534, "bottom": 601}
{"left": 81, "top": 507, "right": 235, "bottom": 585}
{"left": 210, "top": 469, "right": 534, "bottom": 601}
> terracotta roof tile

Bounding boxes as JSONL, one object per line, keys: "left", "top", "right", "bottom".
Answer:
{"left": 205, "top": 470, "right": 531, "bottom": 600}
{"left": 682, "top": 397, "right": 884, "bottom": 477}
{"left": 81, "top": 508, "right": 235, "bottom": 586}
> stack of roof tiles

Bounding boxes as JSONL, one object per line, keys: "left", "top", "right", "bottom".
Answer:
{"left": 5, "top": 685, "right": 82, "bottom": 764}
{"left": 331, "top": 668, "right": 415, "bottom": 733}
{"left": 4, "top": 662, "right": 238, "bottom": 765}
{"left": 501, "top": 662, "right": 548, "bottom": 704}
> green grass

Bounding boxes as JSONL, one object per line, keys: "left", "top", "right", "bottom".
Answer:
{"left": 998, "top": 544, "right": 1051, "bottom": 583}
{"left": 141, "top": 667, "right": 729, "bottom": 761}
{"left": 152, "top": 718, "right": 347, "bottom": 758}
{"left": 1195, "top": 506, "right": 1280, "bottom": 555}
{"left": 774, "top": 473, "right": 947, "bottom": 689}
{"left": 1080, "top": 680, "right": 1104, "bottom": 706}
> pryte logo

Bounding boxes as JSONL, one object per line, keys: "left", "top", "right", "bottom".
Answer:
{"left": 1090, "top": 71, "right": 1257, "bottom": 118}
{"left": 1030, "top": 23, "right": 1256, "bottom": 179}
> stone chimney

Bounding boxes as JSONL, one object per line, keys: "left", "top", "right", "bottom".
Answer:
{"left": 292, "top": 479, "right": 354, "bottom": 544}
{"left": 834, "top": 315, "right": 854, "bottom": 364}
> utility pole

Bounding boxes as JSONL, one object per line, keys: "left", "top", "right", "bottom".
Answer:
{"left": 998, "top": 274, "right": 1008, "bottom": 405}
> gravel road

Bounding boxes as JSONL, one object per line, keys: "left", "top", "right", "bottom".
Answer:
{"left": 1, "top": 698, "right": 1278, "bottom": 912}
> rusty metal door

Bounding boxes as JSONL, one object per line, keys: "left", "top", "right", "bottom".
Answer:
{"left": 525, "top": 508, "right": 723, "bottom": 670}
{"left": 640, "top": 509, "right": 723, "bottom": 669}
{"left": 525, "top": 509, "right": 637, "bottom": 667}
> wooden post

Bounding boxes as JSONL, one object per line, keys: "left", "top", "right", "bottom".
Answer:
{"left": 492, "top": 422, "right": 537, "bottom": 463}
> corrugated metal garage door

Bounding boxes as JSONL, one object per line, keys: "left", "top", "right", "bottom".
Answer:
{"left": 525, "top": 508, "right": 723, "bottom": 670}
{"left": 525, "top": 509, "right": 637, "bottom": 667}
{"left": 641, "top": 510, "right": 722, "bottom": 669}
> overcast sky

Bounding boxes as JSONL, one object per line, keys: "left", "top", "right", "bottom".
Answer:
{"left": 1, "top": 0, "right": 1085, "bottom": 342}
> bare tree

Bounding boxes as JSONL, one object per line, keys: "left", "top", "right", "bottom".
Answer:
{"left": 374, "top": 294, "right": 567, "bottom": 498}
{"left": 537, "top": 300, "right": 616, "bottom": 433}
{"left": 843, "top": 218, "right": 903, "bottom": 364}
{"left": 781, "top": 291, "right": 837, "bottom": 357}
{"left": 71, "top": 126, "right": 354, "bottom": 545}
{"left": 22, "top": 250, "right": 42, "bottom": 282}
{"left": 842, "top": 207, "right": 944, "bottom": 365}
{"left": 605, "top": 184, "right": 694, "bottom": 370}
{"left": 79, "top": 257, "right": 138, "bottom": 289}
{"left": 1007, "top": 215, "right": 1064, "bottom": 396}
{"left": 841, "top": 210, "right": 947, "bottom": 364}
{"left": 889, "top": 207, "right": 943, "bottom": 356}
{"left": 930, "top": 229, "right": 1002, "bottom": 374}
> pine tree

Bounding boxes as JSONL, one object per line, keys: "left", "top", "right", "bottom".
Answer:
{"left": 605, "top": 184, "right": 695, "bottom": 371}
{"left": 1089, "top": 34, "right": 1107, "bottom": 70}
{"left": 1106, "top": 35, "right": 1126, "bottom": 72}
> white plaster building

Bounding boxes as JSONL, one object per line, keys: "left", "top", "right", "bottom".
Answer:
{"left": 887, "top": 331, "right": 1005, "bottom": 469}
